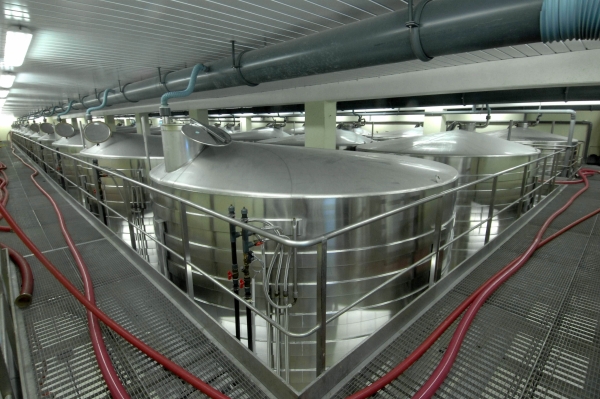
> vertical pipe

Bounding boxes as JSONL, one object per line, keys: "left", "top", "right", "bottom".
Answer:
{"left": 518, "top": 164, "right": 529, "bottom": 218}
{"left": 550, "top": 152, "right": 559, "bottom": 191}
{"left": 141, "top": 115, "right": 152, "bottom": 173}
{"left": 179, "top": 201, "right": 194, "bottom": 299}
{"left": 430, "top": 195, "right": 445, "bottom": 285}
{"left": 91, "top": 159, "right": 106, "bottom": 225}
{"left": 316, "top": 239, "right": 328, "bottom": 376}
{"left": 78, "top": 121, "right": 86, "bottom": 149}
{"left": 564, "top": 118, "right": 577, "bottom": 176}
{"left": 154, "top": 219, "right": 169, "bottom": 277}
{"left": 507, "top": 121, "right": 513, "bottom": 140}
{"left": 228, "top": 206, "right": 241, "bottom": 341}
{"left": 484, "top": 176, "right": 498, "bottom": 244}
{"left": 551, "top": 120, "right": 555, "bottom": 134}
{"left": 240, "top": 208, "right": 253, "bottom": 352}
{"left": 122, "top": 179, "right": 137, "bottom": 251}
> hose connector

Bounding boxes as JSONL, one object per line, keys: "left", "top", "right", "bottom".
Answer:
{"left": 86, "top": 89, "right": 113, "bottom": 122}
{"left": 57, "top": 100, "right": 76, "bottom": 122}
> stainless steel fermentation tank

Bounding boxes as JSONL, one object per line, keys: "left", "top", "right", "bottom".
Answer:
{"left": 151, "top": 120, "right": 459, "bottom": 389}
{"left": 52, "top": 123, "right": 88, "bottom": 203}
{"left": 487, "top": 126, "right": 580, "bottom": 185}
{"left": 36, "top": 123, "right": 62, "bottom": 180}
{"left": 371, "top": 126, "right": 424, "bottom": 141}
{"left": 77, "top": 122, "right": 164, "bottom": 267}
{"left": 357, "top": 130, "right": 540, "bottom": 267}
{"left": 230, "top": 125, "right": 291, "bottom": 142}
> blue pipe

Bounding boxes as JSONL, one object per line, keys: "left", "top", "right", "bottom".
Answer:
{"left": 86, "top": 89, "right": 113, "bottom": 119}
{"left": 160, "top": 63, "right": 208, "bottom": 108}
{"left": 57, "top": 100, "right": 76, "bottom": 121}
{"left": 541, "top": 0, "right": 600, "bottom": 42}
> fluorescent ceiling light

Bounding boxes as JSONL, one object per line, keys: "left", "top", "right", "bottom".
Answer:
{"left": 0, "top": 73, "right": 16, "bottom": 88}
{"left": 4, "top": 26, "right": 33, "bottom": 67}
{"left": 0, "top": 90, "right": 8, "bottom": 98}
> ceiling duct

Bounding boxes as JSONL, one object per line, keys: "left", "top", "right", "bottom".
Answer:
{"left": 25, "top": 0, "right": 600, "bottom": 118}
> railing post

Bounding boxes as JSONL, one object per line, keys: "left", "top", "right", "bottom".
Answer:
{"left": 179, "top": 201, "right": 194, "bottom": 299}
{"left": 316, "top": 239, "right": 328, "bottom": 376}
{"left": 550, "top": 151, "right": 560, "bottom": 191}
{"left": 518, "top": 164, "right": 529, "bottom": 218}
{"left": 537, "top": 158, "right": 548, "bottom": 204}
{"left": 484, "top": 176, "right": 498, "bottom": 244}
{"left": 91, "top": 159, "right": 107, "bottom": 225}
{"left": 430, "top": 195, "right": 445, "bottom": 286}
{"left": 122, "top": 179, "right": 137, "bottom": 251}
{"left": 55, "top": 152, "right": 67, "bottom": 190}
{"left": 0, "top": 248, "right": 17, "bottom": 398}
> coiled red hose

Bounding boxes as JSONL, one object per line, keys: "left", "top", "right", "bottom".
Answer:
{"left": 6, "top": 138, "right": 230, "bottom": 398}
{"left": 0, "top": 243, "right": 33, "bottom": 307}
{"left": 348, "top": 169, "right": 599, "bottom": 399}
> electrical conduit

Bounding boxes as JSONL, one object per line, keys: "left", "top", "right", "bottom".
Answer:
{"left": 6, "top": 142, "right": 230, "bottom": 398}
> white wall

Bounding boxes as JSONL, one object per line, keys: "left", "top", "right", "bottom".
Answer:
{"left": 0, "top": 113, "right": 14, "bottom": 141}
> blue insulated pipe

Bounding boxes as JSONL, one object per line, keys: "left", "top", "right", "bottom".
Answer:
{"left": 159, "top": 63, "right": 208, "bottom": 115}
{"left": 57, "top": 100, "right": 76, "bottom": 121}
{"left": 541, "top": 0, "right": 600, "bottom": 42}
{"left": 86, "top": 89, "right": 113, "bottom": 121}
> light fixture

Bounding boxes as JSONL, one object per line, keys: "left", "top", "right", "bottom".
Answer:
{"left": 0, "top": 90, "right": 8, "bottom": 98}
{"left": 4, "top": 26, "right": 33, "bottom": 67}
{"left": 0, "top": 73, "right": 16, "bottom": 88}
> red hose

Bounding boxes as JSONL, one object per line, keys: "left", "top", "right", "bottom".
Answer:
{"left": 7, "top": 143, "right": 230, "bottom": 398}
{"left": 10, "top": 147, "right": 130, "bottom": 398}
{"left": 0, "top": 243, "right": 33, "bottom": 307}
{"left": 412, "top": 170, "right": 598, "bottom": 399}
{"left": 347, "top": 169, "right": 599, "bottom": 399}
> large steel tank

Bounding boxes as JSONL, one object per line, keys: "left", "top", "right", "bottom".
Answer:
{"left": 371, "top": 126, "right": 424, "bottom": 141}
{"left": 357, "top": 130, "right": 540, "bottom": 267}
{"left": 37, "top": 123, "right": 62, "bottom": 180}
{"left": 20, "top": 123, "right": 40, "bottom": 158}
{"left": 52, "top": 123, "right": 86, "bottom": 203}
{"left": 258, "top": 128, "right": 373, "bottom": 149}
{"left": 151, "top": 120, "right": 459, "bottom": 389}
{"left": 486, "top": 126, "right": 580, "bottom": 180}
{"left": 230, "top": 125, "right": 291, "bottom": 142}
{"left": 78, "top": 121, "right": 164, "bottom": 266}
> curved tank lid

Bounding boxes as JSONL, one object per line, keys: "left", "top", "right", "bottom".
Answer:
{"left": 357, "top": 130, "right": 540, "bottom": 157}
{"left": 182, "top": 119, "right": 232, "bottom": 146}
{"left": 486, "top": 127, "right": 579, "bottom": 143}
{"left": 230, "top": 127, "right": 291, "bottom": 142}
{"left": 29, "top": 131, "right": 43, "bottom": 140}
{"left": 29, "top": 123, "right": 40, "bottom": 133}
{"left": 53, "top": 131, "right": 84, "bottom": 148}
{"left": 79, "top": 131, "right": 164, "bottom": 159}
{"left": 151, "top": 141, "right": 458, "bottom": 198}
{"left": 38, "top": 132, "right": 61, "bottom": 143}
{"left": 372, "top": 127, "right": 423, "bottom": 140}
{"left": 259, "top": 129, "right": 373, "bottom": 147}
{"left": 54, "top": 123, "right": 77, "bottom": 138}
{"left": 40, "top": 122, "right": 54, "bottom": 135}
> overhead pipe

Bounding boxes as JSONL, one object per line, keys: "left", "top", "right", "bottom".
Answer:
{"left": 57, "top": 100, "right": 76, "bottom": 121}
{"left": 27, "top": 0, "right": 600, "bottom": 118}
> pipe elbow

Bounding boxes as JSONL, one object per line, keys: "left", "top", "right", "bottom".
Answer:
{"left": 160, "top": 63, "right": 209, "bottom": 108}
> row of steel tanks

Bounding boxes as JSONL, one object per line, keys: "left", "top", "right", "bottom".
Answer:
{"left": 150, "top": 120, "right": 458, "bottom": 388}
{"left": 356, "top": 130, "right": 541, "bottom": 268}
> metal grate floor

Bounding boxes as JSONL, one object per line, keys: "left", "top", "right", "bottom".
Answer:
{"left": 1, "top": 145, "right": 270, "bottom": 398}
{"left": 333, "top": 175, "right": 600, "bottom": 399}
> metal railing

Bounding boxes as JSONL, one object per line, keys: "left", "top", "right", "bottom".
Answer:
{"left": 10, "top": 131, "right": 579, "bottom": 379}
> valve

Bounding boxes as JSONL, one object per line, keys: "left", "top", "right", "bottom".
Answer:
{"left": 239, "top": 278, "right": 245, "bottom": 289}
{"left": 227, "top": 271, "right": 233, "bottom": 280}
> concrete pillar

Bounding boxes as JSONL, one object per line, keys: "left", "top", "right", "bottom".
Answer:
{"left": 135, "top": 113, "right": 148, "bottom": 134}
{"left": 189, "top": 109, "right": 209, "bottom": 124}
{"left": 423, "top": 115, "right": 447, "bottom": 135}
{"left": 104, "top": 115, "right": 116, "bottom": 131}
{"left": 240, "top": 117, "right": 252, "bottom": 132}
{"left": 305, "top": 101, "right": 337, "bottom": 149}
{"left": 70, "top": 117, "right": 81, "bottom": 130}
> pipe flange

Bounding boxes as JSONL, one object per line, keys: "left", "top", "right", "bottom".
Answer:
{"left": 407, "top": 0, "right": 433, "bottom": 62}
{"left": 120, "top": 82, "right": 138, "bottom": 103}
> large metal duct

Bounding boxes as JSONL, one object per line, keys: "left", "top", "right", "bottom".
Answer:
{"left": 151, "top": 120, "right": 459, "bottom": 389}
{"left": 77, "top": 123, "right": 164, "bottom": 267}
{"left": 29, "top": 0, "right": 600, "bottom": 115}
{"left": 357, "top": 130, "right": 540, "bottom": 268}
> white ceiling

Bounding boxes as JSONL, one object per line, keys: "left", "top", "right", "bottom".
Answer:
{"left": 2, "top": 0, "right": 600, "bottom": 117}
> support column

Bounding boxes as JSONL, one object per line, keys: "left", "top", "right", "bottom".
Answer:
{"left": 240, "top": 117, "right": 252, "bottom": 132}
{"left": 135, "top": 113, "right": 148, "bottom": 134}
{"left": 189, "top": 109, "right": 209, "bottom": 124}
{"left": 70, "top": 118, "right": 81, "bottom": 130}
{"left": 305, "top": 101, "right": 337, "bottom": 150}
{"left": 423, "top": 115, "right": 447, "bottom": 135}
{"left": 104, "top": 115, "right": 116, "bottom": 131}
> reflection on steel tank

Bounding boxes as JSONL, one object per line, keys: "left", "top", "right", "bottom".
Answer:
{"left": 77, "top": 121, "right": 164, "bottom": 268}
{"left": 258, "top": 128, "right": 372, "bottom": 149}
{"left": 357, "top": 130, "right": 540, "bottom": 268}
{"left": 151, "top": 119, "right": 459, "bottom": 390}
{"left": 52, "top": 123, "right": 88, "bottom": 203}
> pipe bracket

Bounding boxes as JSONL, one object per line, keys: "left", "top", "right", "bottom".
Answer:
{"left": 406, "top": 0, "right": 433, "bottom": 62}
{"left": 231, "top": 41, "right": 258, "bottom": 87}
{"left": 119, "top": 81, "right": 138, "bottom": 103}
